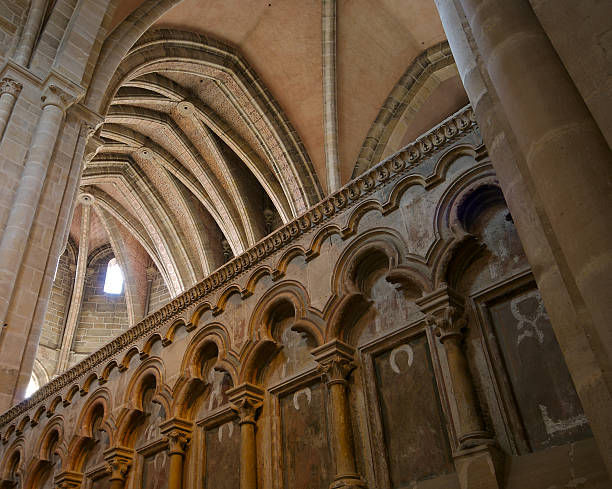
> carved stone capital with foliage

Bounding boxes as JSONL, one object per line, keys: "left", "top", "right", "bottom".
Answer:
{"left": 104, "top": 447, "right": 133, "bottom": 482}
{"left": 164, "top": 429, "right": 191, "bottom": 455}
{"left": 416, "top": 286, "right": 467, "bottom": 343}
{"left": 228, "top": 383, "right": 264, "bottom": 426}
{"left": 429, "top": 306, "right": 467, "bottom": 343}
{"left": 0, "top": 78, "right": 22, "bottom": 97}
{"left": 41, "top": 84, "right": 76, "bottom": 111}
{"left": 312, "top": 340, "right": 356, "bottom": 386}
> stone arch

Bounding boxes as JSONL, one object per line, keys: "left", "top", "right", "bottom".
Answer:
{"left": 174, "top": 324, "right": 235, "bottom": 419}
{"left": 25, "top": 417, "right": 65, "bottom": 489}
{"left": 0, "top": 438, "right": 24, "bottom": 485}
{"left": 352, "top": 41, "right": 458, "bottom": 177}
{"left": 326, "top": 229, "right": 410, "bottom": 342}
{"left": 241, "top": 280, "right": 323, "bottom": 384}
{"left": 69, "top": 388, "right": 113, "bottom": 472}
{"left": 114, "top": 358, "right": 171, "bottom": 447}
{"left": 430, "top": 171, "right": 503, "bottom": 290}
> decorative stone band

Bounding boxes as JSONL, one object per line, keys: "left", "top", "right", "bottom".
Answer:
{"left": 0, "top": 104, "right": 478, "bottom": 427}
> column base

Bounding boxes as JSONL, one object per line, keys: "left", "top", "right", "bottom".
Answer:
{"left": 330, "top": 474, "right": 367, "bottom": 489}
{"left": 454, "top": 443, "right": 505, "bottom": 489}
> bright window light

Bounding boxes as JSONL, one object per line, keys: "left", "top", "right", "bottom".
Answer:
{"left": 104, "top": 258, "right": 124, "bottom": 294}
{"left": 25, "top": 376, "right": 39, "bottom": 398}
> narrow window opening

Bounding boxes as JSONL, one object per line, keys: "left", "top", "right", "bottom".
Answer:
{"left": 104, "top": 258, "right": 124, "bottom": 294}
{"left": 25, "top": 375, "right": 39, "bottom": 398}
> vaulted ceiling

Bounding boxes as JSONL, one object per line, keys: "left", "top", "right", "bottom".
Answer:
{"left": 69, "top": 0, "right": 469, "bottom": 325}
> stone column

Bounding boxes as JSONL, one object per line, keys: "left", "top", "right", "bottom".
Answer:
{"left": 313, "top": 340, "right": 366, "bottom": 489}
{"left": 434, "top": 0, "right": 612, "bottom": 474}
{"left": 417, "top": 287, "right": 502, "bottom": 489}
{"left": 0, "top": 81, "right": 78, "bottom": 329}
{"left": 228, "top": 383, "right": 264, "bottom": 489}
{"left": 56, "top": 193, "right": 94, "bottom": 374}
{"left": 322, "top": 0, "right": 341, "bottom": 193}
{"left": 161, "top": 418, "right": 192, "bottom": 489}
{"left": 13, "top": 0, "right": 47, "bottom": 66}
{"left": 0, "top": 78, "right": 22, "bottom": 141}
{"left": 104, "top": 447, "right": 132, "bottom": 489}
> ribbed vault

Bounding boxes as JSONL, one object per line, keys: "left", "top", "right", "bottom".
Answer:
{"left": 81, "top": 29, "right": 325, "bottom": 318}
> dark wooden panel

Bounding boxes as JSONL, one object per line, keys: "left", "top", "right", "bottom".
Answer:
{"left": 374, "top": 335, "right": 453, "bottom": 487}
{"left": 204, "top": 419, "right": 241, "bottom": 489}
{"left": 280, "top": 382, "right": 332, "bottom": 489}
{"left": 489, "top": 287, "right": 591, "bottom": 450}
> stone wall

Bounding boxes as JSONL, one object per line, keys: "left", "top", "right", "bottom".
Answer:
{"left": 148, "top": 267, "right": 170, "bottom": 314}
{"left": 39, "top": 250, "right": 74, "bottom": 350}
{"left": 0, "top": 0, "right": 27, "bottom": 59}
{"left": 71, "top": 254, "right": 129, "bottom": 359}
{"left": 0, "top": 114, "right": 608, "bottom": 489}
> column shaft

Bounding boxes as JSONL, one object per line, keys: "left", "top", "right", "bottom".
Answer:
{"left": 0, "top": 79, "right": 22, "bottom": 140}
{"left": 328, "top": 379, "right": 358, "bottom": 477}
{"left": 435, "top": 0, "right": 612, "bottom": 475}
{"left": 441, "top": 334, "right": 486, "bottom": 443}
{"left": 458, "top": 0, "right": 612, "bottom": 385}
{"left": 240, "top": 420, "right": 257, "bottom": 489}
{"left": 322, "top": 0, "right": 341, "bottom": 193}
{"left": 0, "top": 86, "right": 71, "bottom": 328}
{"left": 168, "top": 451, "right": 184, "bottom": 489}
{"left": 56, "top": 197, "right": 92, "bottom": 373}
{"left": 14, "top": 0, "right": 47, "bottom": 66}
{"left": 313, "top": 340, "right": 366, "bottom": 489}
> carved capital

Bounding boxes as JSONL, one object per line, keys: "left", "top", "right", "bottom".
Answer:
{"left": 160, "top": 418, "right": 192, "bottom": 455}
{"left": 164, "top": 429, "right": 191, "bottom": 455}
{"left": 146, "top": 266, "right": 157, "bottom": 281}
{"left": 41, "top": 84, "right": 75, "bottom": 111}
{"left": 0, "top": 78, "right": 22, "bottom": 97}
{"left": 54, "top": 471, "right": 83, "bottom": 489}
{"left": 104, "top": 447, "right": 133, "bottom": 482}
{"left": 318, "top": 357, "right": 355, "bottom": 386}
{"left": 228, "top": 383, "right": 264, "bottom": 426}
{"left": 416, "top": 287, "right": 467, "bottom": 342}
{"left": 312, "top": 340, "right": 356, "bottom": 386}
{"left": 429, "top": 306, "right": 467, "bottom": 343}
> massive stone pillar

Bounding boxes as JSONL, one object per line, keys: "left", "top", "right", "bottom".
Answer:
{"left": 313, "top": 340, "right": 366, "bottom": 489}
{"left": 0, "top": 75, "right": 82, "bottom": 410}
{"left": 435, "top": 0, "right": 612, "bottom": 475}
{"left": 229, "top": 383, "right": 264, "bottom": 489}
{"left": 56, "top": 193, "right": 94, "bottom": 374}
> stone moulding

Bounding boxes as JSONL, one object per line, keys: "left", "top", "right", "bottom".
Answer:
{"left": 0, "top": 105, "right": 477, "bottom": 427}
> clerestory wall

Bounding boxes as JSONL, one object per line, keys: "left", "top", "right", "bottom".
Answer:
{"left": 0, "top": 108, "right": 608, "bottom": 489}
